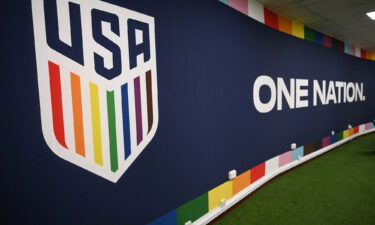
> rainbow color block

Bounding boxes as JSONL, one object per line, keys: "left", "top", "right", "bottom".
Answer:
{"left": 219, "top": 0, "right": 375, "bottom": 61}
{"left": 147, "top": 121, "right": 375, "bottom": 225}
{"left": 279, "top": 151, "right": 292, "bottom": 167}
{"left": 146, "top": 1, "right": 375, "bottom": 223}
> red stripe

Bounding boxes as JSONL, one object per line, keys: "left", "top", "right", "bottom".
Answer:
{"left": 361, "top": 49, "right": 366, "bottom": 59}
{"left": 48, "top": 61, "right": 67, "bottom": 148}
{"left": 250, "top": 162, "right": 265, "bottom": 183}
{"left": 354, "top": 126, "right": 359, "bottom": 134}
{"left": 264, "top": 8, "right": 279, "bottom": 30}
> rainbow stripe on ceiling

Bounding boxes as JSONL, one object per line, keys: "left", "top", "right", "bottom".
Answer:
{"left": 147, "top": 1, "right": 375, "bottom": 224}
{"left": 219, "top": 0, "right": 375, "bottom": 61}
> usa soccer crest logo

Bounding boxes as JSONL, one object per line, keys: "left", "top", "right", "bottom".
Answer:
{"left": 31, "top": 0, "right": 158, "bottom": 182}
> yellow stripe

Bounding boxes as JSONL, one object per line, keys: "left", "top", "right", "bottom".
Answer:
{"left": 208, "top": 181, "right": 233, "bottom": 211}
{"left": 343, "top": 130, "right": 349, "bottom": 139}
{"left": 90, "top": 83, "right": 103, "bottom": 166}
{"left": 292, "top": 21, "right": 304, "bottom": 39}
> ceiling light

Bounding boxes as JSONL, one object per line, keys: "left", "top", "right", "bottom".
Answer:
{"left": 366, "top": 11, "right": 375, "bottom": 20}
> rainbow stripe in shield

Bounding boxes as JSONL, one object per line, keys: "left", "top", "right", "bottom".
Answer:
{"left": 48, "top": 61, "right": 155, "bottom": 173}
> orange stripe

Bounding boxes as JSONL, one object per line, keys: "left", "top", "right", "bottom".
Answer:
{"left": 366, "top": 51, "right": 372, "bottom": 60}
{"left": 71, "top": 72, "right": 85, "bottom": 157}
{"left": 278, "top": 16, "right": 292, "bottom": 34}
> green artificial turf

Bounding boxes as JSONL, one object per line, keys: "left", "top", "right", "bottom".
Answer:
{"left": 214, "top": 133, "right": 375, "bottom": 225}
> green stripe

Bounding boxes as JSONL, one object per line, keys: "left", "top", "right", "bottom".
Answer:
{"left": 304, "top": 26, "right": 315, "bottom": 42}
{"left": 107, "top": 91, "right": 118, "bottom": 172}
{"left": 336, "top": 132, "right": 343, "bottom": 141}
{"left": 177, "top": 193, "right": 208, "bottom": 225}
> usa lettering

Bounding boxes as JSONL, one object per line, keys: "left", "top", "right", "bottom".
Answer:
{"left": 44, "top": 0, "right": 151, "bottom": 80}
{"left": 32, "top": 0, "right": 158, "bottom": 182}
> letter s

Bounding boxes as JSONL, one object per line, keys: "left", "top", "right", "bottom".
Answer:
{"left": 92, "top": 9, "right": 122, "bottom": 80}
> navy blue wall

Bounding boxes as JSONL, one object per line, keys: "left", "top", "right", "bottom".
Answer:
{"left": 1, "top": 0, "right": 375, "bottom": 225}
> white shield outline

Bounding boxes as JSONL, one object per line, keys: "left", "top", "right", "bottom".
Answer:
{"left": 31, "top": 0, "right": 159, "bottom": 182}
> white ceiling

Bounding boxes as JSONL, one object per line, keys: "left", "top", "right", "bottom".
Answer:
{"left": 257, "top": 0, "right": 375, "bottom": 51}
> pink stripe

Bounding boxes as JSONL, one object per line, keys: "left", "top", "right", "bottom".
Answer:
{"left": 350, "top": 45, "right": 356, "bottom": 55}
{"left": 229, "top": 0, "right": 248, "bottom": 15}
{"left": 134, "top": 77, "right": 143, "bottom": 145}
{"left": 365, "top": 123, "right": 371, "bottom": 130}
{"left": 323, "top": 35, "right": 332, "bottom": 47}
{"left": 322, "top": 136, "right": 330, "bottom": 147}
{"left": 279, "top": 151, "right": 292, "bottom": 167}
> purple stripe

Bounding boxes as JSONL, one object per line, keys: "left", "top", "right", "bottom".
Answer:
{"left": 134, "top": 77, "right": 143, "bottom": 145}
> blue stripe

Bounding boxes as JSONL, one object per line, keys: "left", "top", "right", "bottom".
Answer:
{"left": 292, "top": 146, "right": 304, "bottom": 161}
{"left": 345, "top": 43, "right": 351, "bottom": 54}
{"left": 314, "top": 31, "right": 323, "bottom": 45}
{"left": 147, "top": 210, "right": 177, "bottom": 225}
{"left": 121, "top": 83, "right": 131, "bottom": 159}
{"left": 330, "top": 135, "right": 337, "bottom": 144}
{"left": 219, "top": 0, "right": 229, "bottom": 5}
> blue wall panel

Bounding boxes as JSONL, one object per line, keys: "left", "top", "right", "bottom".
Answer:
{"left": 1, "top": 0, "right": 375, "bottom": 225}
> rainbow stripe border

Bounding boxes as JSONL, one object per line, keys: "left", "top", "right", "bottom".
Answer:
{"left": 219, "top": 0, "right": 375, "bottom": 61}
{"left": 147, "top": 1, "right": 375, "bottom": 224}
{"left": 148, "top": 122, "right": 375, "bottom": 225}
